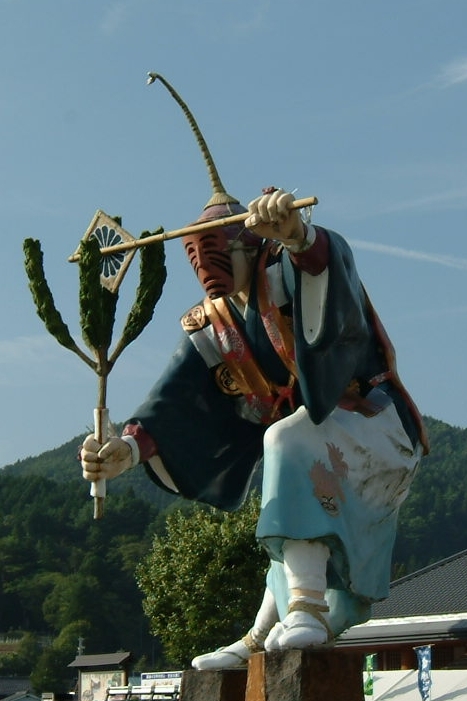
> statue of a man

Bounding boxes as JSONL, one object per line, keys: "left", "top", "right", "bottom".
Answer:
{"left": 80, "top": 186, "right": 428, "bottom": 669}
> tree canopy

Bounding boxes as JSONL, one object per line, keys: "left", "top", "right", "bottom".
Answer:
{"left": 136, "top": 494, "right": 268, "bottom": 667}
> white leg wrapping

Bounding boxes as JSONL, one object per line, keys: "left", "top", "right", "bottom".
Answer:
{"left": 283, "top": 539, "right": 329, "bottom": 592}
{"left": 251, "top": 586, "right": 279, "bottom": 644}
{"left": 265, "top": 539, "right": 332, "bottom": 651}
{"left": 191, "top": 587, "right": 278, "bottom": 670}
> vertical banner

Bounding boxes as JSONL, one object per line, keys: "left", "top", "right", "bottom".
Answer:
{"left": 364, "top": 653, "right": 376, "bottom": 696}
{"left": 414, "top": 645, "right": 432, "bottom": 701}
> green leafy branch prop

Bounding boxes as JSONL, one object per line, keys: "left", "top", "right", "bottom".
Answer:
{"left": 23, "top": 225, "right": 166, "bottom": 519}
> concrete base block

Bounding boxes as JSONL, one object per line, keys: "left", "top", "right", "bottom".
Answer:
{"left": 245, "top": 649, "right": 364, "bottom": 701}
{"left": 181, "top": 668, "right": 248, "bottom": 701}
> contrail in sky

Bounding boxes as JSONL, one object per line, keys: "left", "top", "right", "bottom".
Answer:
{"left": 435, "top": 56, "right": 467, "bottom": 88}
{"left": 349, "top": 240, "right": 467, "bottom": 271}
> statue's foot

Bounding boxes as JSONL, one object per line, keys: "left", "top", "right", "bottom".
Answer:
{"left": 264, "top": 600, "right": 333, "bottom": 651}
{"left": 191, "top": 631, "right": 264, "bottom": 670}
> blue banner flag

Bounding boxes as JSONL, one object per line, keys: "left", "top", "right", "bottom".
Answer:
{"left": 415, "top": 645, "right": 432, "bottom": 701}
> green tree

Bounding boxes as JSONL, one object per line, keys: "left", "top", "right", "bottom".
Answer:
{"left": 29, "top": 622, "right": 92, "bottom": 694}
{"left": 42, "top": 573, "right": 101, "bottom": 632}
{"left": 30, "top": 645, "right": 74, "bottom": 695}
{"left": 0, "top": 632, "right": 41, "bottom": 676}
{"left": 136, "top": 493, "right": 268, "bottom": 668}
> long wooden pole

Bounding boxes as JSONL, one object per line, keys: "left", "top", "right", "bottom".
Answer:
{"left": 68, "top": 196, "right": 318, "bottom": 262}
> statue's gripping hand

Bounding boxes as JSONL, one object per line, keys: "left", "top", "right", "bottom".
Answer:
{"left": 80, "top": 435, "right": 132, "bottom": 481}
{"left": 245, "top": 188, "right": 305, "bottom": 245}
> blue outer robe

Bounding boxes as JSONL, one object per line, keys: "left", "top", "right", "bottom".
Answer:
{"left": 128, "top": 227, "right": 426, "bottom": 634}
{"left": 129, "top": 228, "right": 420, "bottom": 511}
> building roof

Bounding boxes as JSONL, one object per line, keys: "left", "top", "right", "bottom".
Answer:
{"left": 372, "top": 549, "right": 467, "bottom": 618}
{"left": 1, "top": 693, "right": 40, "bottom": 701}
{"left": 68, "top": 653, "right": 131, "bottom": 669}
{"left": 338, "top": 613, "right": 467, "bottom": 647}
{"left": 0, "top": 679, "right": 32, "bottom": 700}
{"left": 337, "top": 550, "right": 467, "bottom": 648}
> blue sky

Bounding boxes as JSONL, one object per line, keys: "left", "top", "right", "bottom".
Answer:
{"left": 0, "top": 0, "right": 466, "bottom": 466}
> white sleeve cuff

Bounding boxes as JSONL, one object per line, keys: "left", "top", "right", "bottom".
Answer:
{"left": 121, "top": 435, "right": 140, "bottom": 468}
{"left": 283, "top": 225, "right": 316, "bottom": 253}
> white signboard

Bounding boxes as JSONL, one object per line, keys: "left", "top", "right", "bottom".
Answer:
{"left": 140, "top": 672, "right": 182, "bottom": 697}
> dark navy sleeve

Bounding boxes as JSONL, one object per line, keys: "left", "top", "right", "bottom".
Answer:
{"left": 126, "top": 334, "right": 265, "bottom": 511}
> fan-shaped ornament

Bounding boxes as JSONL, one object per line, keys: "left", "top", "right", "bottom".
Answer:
{"left": 70, "top": 210, "right": 137, "bottom": 292}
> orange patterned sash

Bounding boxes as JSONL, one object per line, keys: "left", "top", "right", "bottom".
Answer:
{"left": 204, "top": 246, "right": 297, "bottom": 424}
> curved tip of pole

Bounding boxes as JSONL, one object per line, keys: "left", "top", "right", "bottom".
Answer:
{"left": 147, "top": 72, "right": 158, "bottom": 85}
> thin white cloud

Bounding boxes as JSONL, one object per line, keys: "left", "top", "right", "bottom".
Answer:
{"left": 0, "top": 334, "right": 169, "bottom": 388}
{"left": 100, "top": 1, "right": 130, "bottom": 35}
{"left": 233, "top": 0, "right": 271, "bottom": 32}
{"left": 376, "top": 186, "right": 467, "bottom": 215}
{"left": 349, "top": 239, "right": 467, "bottom": 270}
{"left": 372, "top": 55, "right": 467, "bottom": 105}
{"left": 411, "top": 56, "right": 467, "bottom": 93}
{"left": 404, "top": 304, "right": 467, "bottom": 321}
{"left": 0, "top": 335, "right": 89, "bottom": 387}
{"left": 0, "top": 335, "right": 58, "bottom": 365}
{"left": 435, "top": 56, "right": 467, "bottom": 89}
{"left": 331, "top": 183, "right": 467, "bottom": 222}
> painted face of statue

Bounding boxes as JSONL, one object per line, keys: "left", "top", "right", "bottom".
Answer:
{"left": 182, "top": 204, "right": 260, "bottom": 300}
{"left": 183, "top": 226, "right": 235, "bottom": 299}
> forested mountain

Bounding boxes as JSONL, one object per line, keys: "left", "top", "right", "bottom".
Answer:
{"left": 3, "top": 415, "right": 466, "bottom": 569}
{"left": 0, "top": 414, "right": 466, "bottom": 685}
{"left": 0, "top": 430, "right": 187, "bottom": 682}
{"left": 394, "top": 415, "right": 467, "bottom": 574}
{"left": 1, "top": 425, "right": 176, "bottom": 514}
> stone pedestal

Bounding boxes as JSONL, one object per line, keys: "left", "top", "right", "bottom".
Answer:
{"left": 180, "top": 668, "right": 247, "bottom": 701}
{"left": 245, "top": 649, "right": 364, "bottom": 701}
{"left": 180, "top": 649, "right": 364, "bottom": 701}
